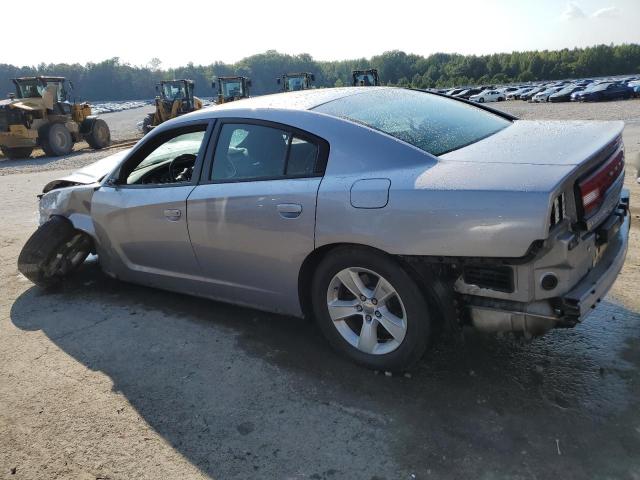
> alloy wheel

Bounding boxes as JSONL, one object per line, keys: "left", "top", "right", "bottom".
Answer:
{"left": 326, "top": 267, "right": 407, "bottom": 355}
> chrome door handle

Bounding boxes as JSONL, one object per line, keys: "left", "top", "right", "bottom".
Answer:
{"left": 164, "top": 209, "right": 182, "bottom": 221}
{"left": 276, "top": 203, "right": 302, "bottom": 219}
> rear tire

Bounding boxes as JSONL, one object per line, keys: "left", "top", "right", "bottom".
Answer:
{"left": 311, "top": 247, "right": 432, "bottom": 371}
{"left": 40, "top": 123, "right": 73, "bottom": 157}
{"left": 1, "top": 146, "right": 33, "bottom": 159}
{"left": 18, "top": 216, "right": 92, "bottom": 289}
{"left": 84, "top": 118, "right": 111, "bottom": 149}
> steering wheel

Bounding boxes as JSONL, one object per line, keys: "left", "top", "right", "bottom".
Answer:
{"left": 168, "top": 153, "right": 197, "bottom": 182}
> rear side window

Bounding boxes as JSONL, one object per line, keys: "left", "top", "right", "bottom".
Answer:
{"left": 210, "top": 123, "right": 323, "bottom": 182}
{"left": 313, "top": 89, "right": 511, "bottom": 156}
{"left": 286, "top": 137, "right": 318, "bottom": 176}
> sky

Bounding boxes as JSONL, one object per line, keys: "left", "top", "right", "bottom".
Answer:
{"left": 3, "top": 0, "right": 639, "bottom": 68}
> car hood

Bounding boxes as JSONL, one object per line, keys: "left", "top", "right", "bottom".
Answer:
{"left": 43, "top": 148, "right": 131, "bottom": 193}
{"left": 439, "top": 120, "right": 624, "bottom": 166}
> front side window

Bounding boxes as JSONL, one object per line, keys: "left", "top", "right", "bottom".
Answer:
{"left": 314, "top": 89, "right": 511, "bottom": 156}
{"left": 123, "top": 128, "right": 206, "bottom": 185}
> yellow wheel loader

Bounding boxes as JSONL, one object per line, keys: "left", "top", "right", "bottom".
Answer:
{"left": 213, "top": 76, "right": 251, "bottom": 104}
{"left": 142, "top": 79, "right": 203, "bottom": 134}
{"left": 277, "top": 72, "right": 315, "bottom": 91}
{"left": 0, "top": 76, "right": 110, "bottom": 159}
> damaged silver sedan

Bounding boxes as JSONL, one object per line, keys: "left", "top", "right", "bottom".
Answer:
{"left": 19, "top": 87, "right": 631, "bottom": 371}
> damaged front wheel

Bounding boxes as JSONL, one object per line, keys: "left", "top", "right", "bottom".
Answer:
{"left": 18, "top": 216, "right": 92, "bottom": 288}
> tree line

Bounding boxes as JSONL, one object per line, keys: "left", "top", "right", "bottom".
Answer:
{"left": 1, "top": 44, "right": 638, "bottom": 101}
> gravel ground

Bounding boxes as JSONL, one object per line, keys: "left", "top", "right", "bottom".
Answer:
{"left": 0, "top": 101, "right": 639, "bottom": 480}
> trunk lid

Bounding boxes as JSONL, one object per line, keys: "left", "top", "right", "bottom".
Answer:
{"left": 440, "top": 120, "right": 624, "bottom": 166}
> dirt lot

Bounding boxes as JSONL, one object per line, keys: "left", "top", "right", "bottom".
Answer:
{"left": 1, "top": 100, "right": 639, "bottom": 480}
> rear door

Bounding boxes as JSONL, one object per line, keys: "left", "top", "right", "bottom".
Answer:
{"left": 91, "top": 121, "right": 213, "bottom": 293}
{"left": 187, "top": 119, "right": 329, "bottom": 316}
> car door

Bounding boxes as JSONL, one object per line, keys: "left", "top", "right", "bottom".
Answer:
{"left": 187, "top": 119, "right": 329, "bottom": 316}
{"left": 91, "top": 121, "right": 213, "bottom": 293}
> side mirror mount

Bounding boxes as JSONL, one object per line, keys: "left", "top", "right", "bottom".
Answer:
{"left": 246, "top": 80, "right": 252, "bottom": 87}
{"left": 276, "top": 78, "right": 281, "bottom": 85}
{"left": 104, "top": 177, "right": 118, "bottom": 187}
{"left": 68, "top": 81, "right": 74, "bottom": 90}
{"left": 310, "top": 74, "right": 315, "bottom": 82}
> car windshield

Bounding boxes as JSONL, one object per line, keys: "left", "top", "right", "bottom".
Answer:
{"left": 592, "top": 83, "right": 610, "bottom": 92}
{"left": 314, "top": 89, "right": 511, "bottom": 156}
{"left": 557, "top": 86, "right": 576, "bottom": 94}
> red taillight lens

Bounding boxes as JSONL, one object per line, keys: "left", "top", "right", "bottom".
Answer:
{"left": 578, "top": 149, "right": 624, "bottom": 216}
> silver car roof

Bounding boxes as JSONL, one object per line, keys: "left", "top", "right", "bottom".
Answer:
{"left": 187, "top": 87, "right": 382, "bottom": 119}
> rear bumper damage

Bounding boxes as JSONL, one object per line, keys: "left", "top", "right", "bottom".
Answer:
{"left": 466, "top": 190, "right": 630, "bottom": 334}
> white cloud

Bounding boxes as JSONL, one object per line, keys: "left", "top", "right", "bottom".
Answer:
{"left": 562, "top": 2, "right": 587, "bottom": 20}
{"left": 591, "top": 6, "right": 621, "bottom": 18}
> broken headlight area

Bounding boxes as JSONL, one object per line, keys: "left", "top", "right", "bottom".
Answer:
{"left": 38, "top": 188, "right": 73, "bottom": 225}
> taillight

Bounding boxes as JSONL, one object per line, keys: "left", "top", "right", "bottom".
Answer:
{"left": 578, "top": 149, "right": 624, "bottom": 217}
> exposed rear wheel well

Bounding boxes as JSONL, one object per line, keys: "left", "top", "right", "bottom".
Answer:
{"left": 297, "top": 243, "right": 457, "bottom": 332}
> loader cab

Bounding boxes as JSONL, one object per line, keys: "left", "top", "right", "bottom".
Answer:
{"left": 213, "top": 76, "right": 251, "bottom": 104}
{"left": 158, "top": 79, "right": 195, "bottom": 113}
{"left": 13, "top": 76, "right": 68, "bottom": 102}
{"left": 351, "top": 69, "right": 380, "bottom": 87}
{"left": 277, "top": 72, "right": 315, "bottom": 92}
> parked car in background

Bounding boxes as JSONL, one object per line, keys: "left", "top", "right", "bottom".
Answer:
{"left": 549, "top": 85, "right": 585, "bottom": 102}
{"left": 507, "top": 87, "right": 533, "bottom": 100}
{"left": 469, "top": 89, "right": 505, "bottom": 103}
{"left": 572, "top": 82, "right": 632, "bottom": 102}
{"left": 520, "top": 86, "right": 546, "bottom": 101}
{"left": 452, "top": 88, "right": 482, "bottom": 99}
{"left": 532, "top": 86, "right": 564, "bottom": 102}
{"left": 18, "top": 87, "right": 631, "bottom": 371}
{"left": 628, "top": 80, "right": 640, "bottom": 97}
{"left": 445, "top": 88, "right": 466, "bottom": 96}
{"left": 498, "top": 86, "right": 520, "bottom": 96}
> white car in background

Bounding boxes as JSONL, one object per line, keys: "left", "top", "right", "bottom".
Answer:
{"left": 532, "top": 86, "right": 563, "bottom": 102}
{"left": 469, "top": 89, "right": 505, "bottom": 103}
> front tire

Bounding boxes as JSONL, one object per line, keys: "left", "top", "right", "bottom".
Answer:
{"left": 1, "top": 146, "right": 33, "bottom": 159}
{"left": 18, "top": 216, "right": 92, "bottom": 288}
{"left": 311, "top": 247, "right": 431, "bottom": 371}
{"left": 478, "top": 97, "right": 485, "bottom": 103}
{"left": 84, "top": 118, "right": 111, "bottom": 149}
{"left": 40, "top": 123, "right": 73, "bottom": 157}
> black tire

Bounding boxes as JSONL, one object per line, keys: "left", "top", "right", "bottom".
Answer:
{"left": 1, "top": 146, "right": 33, "bottom": 159}
{"left": 142, "top": 113, "right": 155, "bottom": 135}
{"left": 40, "top": 123, "right": 73, "bottom": 157}
{"left": 478, "top": 97, "right": 485, "bottom": 103}
{"left": 84, "top": 118, "right": 111, "bottom": 149}
{"left": 311, "top": 246, "right": 432, "bottom": 371}
{"left": 18, "top": 216, "right": 92, "bottom": 289}
{"left": 498, "top": 97, "right": 505, "bottom": 102}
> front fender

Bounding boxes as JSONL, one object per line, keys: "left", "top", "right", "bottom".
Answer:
{"left": 39, "top": 184, "right": 98, "bottom": 242}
